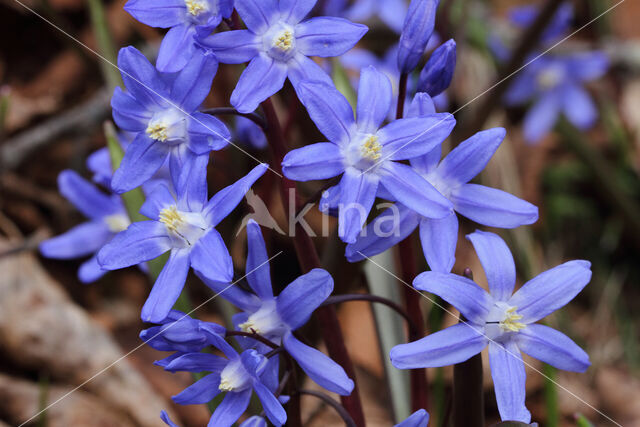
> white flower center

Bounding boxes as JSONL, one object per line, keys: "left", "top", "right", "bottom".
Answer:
{"left": 263, "top": 22, "right": 297, "bottom": 61}
{"left": 486, "top": 302, "right": 526, "bottom": 340}
{"left": 360, "top": 135, "right": 382, "bottom": 161}
{"left": 343, "top": 132, "right": 385, "bottom": 172}
{"left": 104, "top": 213, "right": 130, "bottom": 233}
{"left": 185, "top": 0, "right": 208, "bottom": 16}
{"left": 218, "top": 359, "right": 250, "bottom": 392}
{"left": 499, "top": 306, "right": 525, "bottom": 332}
{"left": 238, "top": 301, "right": 286, "bottom": 337}
{"left": 537, "top": 67, "right": 563, "bottom": 90}
{"left": 145, "top": 108, "right": 187, "bottom": 144}
{"left": 159, "top": 205, "right": 207, "bottom": 248}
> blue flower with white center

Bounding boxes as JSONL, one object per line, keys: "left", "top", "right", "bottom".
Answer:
{"left": 198, "top": 0, "right": 368, "bottom": 113}
{"left": 110, "top": 46, "right": 230, "bottom": 193}
{"left": 282, "top": 66, "right": 456, "bottom": 243}
{"left": 391, "top": 230, "right": 592, "bottom": 423}
{"left": 397, "top": 0, "right": 439, "bottom": 73}
{"left": 504, "top": 52, "right": 609, "bottom": 144}
{"left": 140, "top": 310, "right": 225, "bottom": 354}
{"left": 345, "top": 93, "right": 538, "bottom": 272}
{"left": 209, "top": 219, "right": 355, "bottom": 395}
{"left": 39, "top": 170, "right": 130, "bottom": 283}
{"left": 98, "top": 159, "right": 267, "bottom": 323}
{"left": 124, "top": 0, "right": 233, "bottom": 72}
{"left": 395, "top": 409, "right": 429, "bottom": 427}
{"left": 165, "top": 330, "right": 286, "bottom": 427}
{"left": 323, "top": 0, "right": 408, "bottom": 33}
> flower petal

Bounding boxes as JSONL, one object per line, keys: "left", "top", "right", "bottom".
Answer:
{"left": 142, "top": 248, "right": 191, "bottom": 322}
{"left": 397, "top": 0, "right": 438, "bottom": 73}
{"left": 208, "top": 389, "right": 252, "bottom": 427}
{"left": 78, "top": 255, "right": 107, "bottom": 283}
{"left": 488, "top": 341, "right": 531, "bottom": 424}
{"left": 198, "top": 30, "right": 261, "bottom": 64}
{"left": 413, "top": 271, "right": 492, "bottom": 324}
{"left": 295, "top": 17, "right": 368, "bottom": 57}
{"left": 435, "top": 127, "right": 506, "bottom": 186}
{"left": 140, "top": 183, "right": 176, "bottom": 220}
{"left": 395, "top": 409, "right": 430, "bottom": 427}
{"left": 450, "top": 184, "right": 539, "bottom": 228}
{"left": 407, "top": 92, "right": 436, "bottom": 118}
{"left": 390, "top": 323, "right": 487, "bottom": 368}
{"left": 516, "top": 324, "right": 590, "bottom": 372}
{"left": 111, "top": 87, "right": 151, "bottom": 132}
{"left": 166, "top": 352, "right": 229, "bottom": 373}
{"left": 246, "top": 220, "right": 274, "bottom": 299}
{"left": 283, "top": 332, "right": 354, "bottom": 395}
{"left": 40, "top": 221, "right": 112, "bottom": 259}
{"left": 276, "top": 268, "right": 333, "bottom": 329}
{"left": 379, "top": 114, "right": 455, "bottom": 160}
{"left": 118, "top": 46, "right": 169, "bottom": 108}
{"left": 190, "top": 228, "right": 234, "bottom": 283}
{"left": 231, "top": 54, "right": 288, "bottom": 113}
{"left": 281, "top": 142, "right": 344, "bottom": 181}
{"left": 111, "top": 133, "right": 169, "bottom": 194}
{"left": 57, "top": 170, "right": 121, "bottom": 219}
{"left": 188, "top": 112, "right": 231, "bottom": 153}
{"left": 568, "top": 51, "right": 609, "bottom": 82}
{"left": 124, "top": 0, "right": 187, "bottom": 27}
{"left": 173, "top": 372, "right": 221, "bottom": 404}
{"left": 508, "top": 260, "right": 592, "bottom": 323}
{"left": 279, "top": 0, "right": 315, "bottom": 24}
{"left": 160, "top": 410, "right": 180, "bottom": 427}
{"left": 337, "top": 167, "right": 379, "bottom": 243}
{"left": 170, "top": 50, "right": 218, "bottom": 112}
{"left": 286, "top": 53, "right": 334, "bottom": 89}
{"left": 235, "top": 0, "right": 278, "bottom": 34}
{"left": 252, "top": 380, "right": 287, "bottom": 426}
{"left": 419, "top": 212, "right": 458, "bottom": 273}
{"left": 466, "top": 230, "right": 516, "bottom": 301}
{"left": 562, "top": 84, "right": 597, "bottom": 130}
{"left": 379, "top": 162, "right": 452, "bottom": 220}
{"left": 523, "top": 92, "right": 560, "bottom": 144}
{"left": 296, "top": 81, "right": 356, "bottom": 146}
{"left": 356, "top": 66, "right": 393, "bottom": 134}
{"left": 98, "top": 221, "right": 171, "bottom": 269}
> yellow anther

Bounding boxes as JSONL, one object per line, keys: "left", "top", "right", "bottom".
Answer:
{"left": 104, "top": 214, "right": 129, "bottom": 233}
{"left": 218, "top": 379, "right": 234, "bottom": 392}
{"left": 185, "top": 0, "right": 207, "bottom": 16}
{"left": 146, "top": 122, "right": 169, "bottom": 142}
{"left": 159, "top": 206, "right": 183, "bottom": 233}
{"left": 500, "top": 306, "right": 526, "bottom": 332}
{"left": 238, "top": 320, "right": 258, "bottom": 334}
{"left": 360, "top": 135, "right": 382, "bottom": 161}
{"left": 274, "top": 31, "right": 294, "bottom": 51}
{"left": 537, "top": 69, "right": 561, "bottom": 90}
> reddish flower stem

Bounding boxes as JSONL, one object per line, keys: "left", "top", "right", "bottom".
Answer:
{"left": 261, "top": 98, "right": 366, "bottom": 427}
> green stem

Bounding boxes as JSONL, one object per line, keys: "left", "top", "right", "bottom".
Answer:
{"left": 86, "top": 0, "right": 122, "bottom": 91}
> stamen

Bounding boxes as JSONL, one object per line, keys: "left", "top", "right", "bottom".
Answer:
{"left": 499, "top": 306, "right": 525, "bottom": 332}
{"left": 146, "top": 123, "right": 169, "bottom": 142}
{"left": 274, "top": 30, "right": 294, "bottom": 52}
{"left": 360, "top": 135, "right": 382, "bottom": 161}
{"left": 159, "top": 206, "right": 183, "bottom": 233}
{"left": 238, "top": 320, "right": 259, "bottom": 334}
{"left": 218, "top": 379, "right": 234, "bottom": 392}
{"left": 185, "top": 0, "right": 207, "bottom": 16}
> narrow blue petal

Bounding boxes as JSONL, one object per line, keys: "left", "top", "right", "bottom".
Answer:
{"left": 280, "top": 0, "right": 315, "bottom": 23}
{"left": 379, "top": 114, "right": 455, "bottom": 160}
{"left": 283, "top": 332, "right": 354, "bottom": 395}
{"left": 156, "top": 24, "right": 196, "bottom": 73}
{"left": 78, "top": 255, "right": 107, "bottom": 283}
{"left": 379, "top": 162, "right": 452, "bottom": 220}
{"left": 198, "top": 30, "right": 261, "bottom": 64}
{"left": 488, "top": 341, "right": 531, "bottom": 424}
{"left": 111, "top": 133, "right": 169, "bottom": 194}
{"left": 295, "top": 17, "right": 368, "bottom": 57}
{"left": 296, "top": 81, "right": 356, "bottom": 146}
{"left": 140, "top": 183, "right": 176, "bottom": 220}
{"left": 208, "top": 389, "right": 252, "bottom": 427}
{"left": 173, "top": 372, "right": 221, "bottom": 404}
{"left": 118, "top": 46, "right": 169, "bottom": 107}
{"left": 160, "top": 410, "right": 180, "bottom": 427}
{"left": 204, "top": 163, "right": 268, "bottom": 226}
{"left": 450, "top": 184, "right": 539, "bottom": 228}
{"left": 504, "top": 73, "right": 537, "bottom": 106}
{"left": 197, "top": 272, "right": 262, "bottom": 312}
{"left": 338, "top": 167, "right": 379, "bottom": 243}
{"left": 234, "top": 0, "right": 278, "bottom": 34}
{"left": 281, "top": 142, "right": 344, "bottom": 181}
{"left": 436, "top": 127, "right": 506, "bottom": 186}
{"left": 176, "top": 153, "right": 209, "bottom": 212}
{"left": 40, "top": 221, "right": 112, "bottom": 259}
{"left": 418, "top": 39, "right": 456, "bottom": 97}
{"left": 464, "top": 231, "right": 515, "bottom": 302}
{"left": 166, "top": 352, "right": 229, "bottom": 373}
{"left": 508, "top": 260, "right": 592, "bottom": 323}
{"left": 390, "top": 323, "right": 487, "bottom": 368}
{"left": 378, "top": 0, "right": 408, "bottom": 33}
{"left": 523, "top": 92, "right": 560, "bottom": 144}
{"left": 346, "top": 203, "right": 420, "bottom": 262}
{"left": 190, "top": 228, "right": 234, "bottom": 283}
{"left": 287, "top": 53, "right": 334, "bottom": 90}
{"left": 124, "top": 0, "right": 186, "bottom": 28}
{"left": 97, "top": 221, "right": 171, "bottom": 269}
{"left": 240, "top": 416, "right": 267, "bottom": 427}
{"left": 171, "top": 50, "right": 218, "bottom": 111}
{"left": 111, "top": 87, "right": 150, "bottom": 132}
{"left": 419, "top": 213, "right": 458, "bottom": 273}
{"left": 57, "top": 170, "right": 120, "bottom": 219}
{"left": 142, "top": 248, "right": 191, "bottom": 322}
{"left": 516, "top": 324, "right": 590, "bottom": 372}
{"left": 413, "top": 271, "right": 492, "bottom": 324}
{"left": 246, "top": 220, "right": 274, "bottom": 299}
{"left": 356, "top": 66, "right": 393, "bottom": 134}
{"left": 562, "top": 84, "right": 597, "bottom": 130}
{"left": 568, "top": 51, "right": 609, "bottom": 82}
{"left": 168, "top": 144, "right": 197, "bottom": 193}
{"left": 395, "top": 409, "right": 430, "bottom": 427}
{"left": 87, "top": 146, "right": 113, "bottom": 188}
{"left": 397, "top": 0, "right": 439, "bottom": 73}
{"left": 276, "top": 268, "right": 333, "bottom": 330}
{"left": 231, "top": 54, "right": 288, "bottom": 114}
{"left": 252, "top": 380, "right": 287, "bottom": 426}
{"left": 407, "top": 92, "right": 436, "bottom": 118}
{"left": 188, "top": 112, "right": 231, "bottom": 154}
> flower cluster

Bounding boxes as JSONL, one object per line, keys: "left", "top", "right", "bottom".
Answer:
{"left": 39, "top": 0, "right": 601, "bottom": 425}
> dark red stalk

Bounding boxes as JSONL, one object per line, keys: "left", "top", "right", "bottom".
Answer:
{"left": 261, "top": 98, "right": 366, "bottom": 427}
{"left": 397, "top": 73, "right": 409, "bottom": 119}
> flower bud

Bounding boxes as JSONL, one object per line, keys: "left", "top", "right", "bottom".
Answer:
{"left": 418, "top": 39, "right": 456, "bottom": 97}
{"left": 397, "top": 0, "right": 440, "bottom": 73}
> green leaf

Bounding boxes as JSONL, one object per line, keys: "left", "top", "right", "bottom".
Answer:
{"left": 86, "top": 0, "right": 122, "bottom": 90}
{"left": 575, "top": 413, "right": 595, "bottom": 427}
{"left": 331, "top": 58, "right": 357, "bottom": 109}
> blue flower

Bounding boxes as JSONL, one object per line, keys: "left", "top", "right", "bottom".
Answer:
{"left": 418, "top": 39, "right": 456, "bottom": 97}
{"left": 140, "top": 310, "right": 225, "bottom": 354}
{"left": 509, "top": 3, "right": 573, "bottom": 45}
{"left": 211, "top": 220, "right": 355, "bottom": 395}
{"left": 395, "top": 409, "right": 429, "bottom": 427}
{"left": 98, "top": 159, "right": 267, "bottom": 323}
{"left": 397, "top": 0, "right": 439, "bottom": 73}
{"left": 198, "top": 0, "right": 368, "bottom": 113}
{"left": 323, "top": 0, "right": 408, "bottom": 33}
{"left": 346, "top": 93, "right": 538, "bottom": 271}
{"left": 124, "top": 0, "right": 233, "bottom": 72}
{"left": 504, "top": 52, "right": 608, "bottom": 144}
{"left": 39, "top": 170, "right": 130, "bottom": 283}
{"left": 111, "top": 46, "right": 230, "bottom": 193}
{"left": 235, "top": 116, "right": 268, "bottom": 149}
{"left": 282, "top": 66, "right": 455, "bottom": 243}
{"left": 166, "top": 332, "right": 287, "bottom": 427}
{"left": 390, "top": 230, "right": 592, "bottom": 423}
